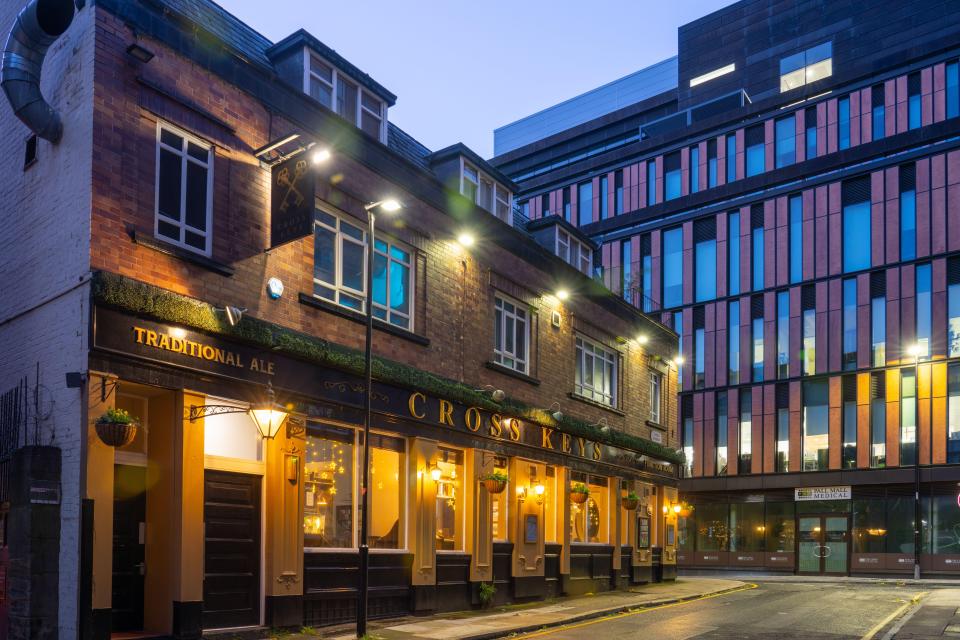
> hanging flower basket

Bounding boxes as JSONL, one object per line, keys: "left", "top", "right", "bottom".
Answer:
{"left": 570, "top": 483, "right": 590, "bottom": 504}
{"left": 481, "top": 472, "right": 508, "bottom": 494}
{"left": 678, "top": 503, "right": 694, "bottom": 518}
{"left": 622, "top": 494, "right": 640, "bottom": 511}
{"left": 95, "top": 408, "right": 138, "bottom": 448}
{"left": 483, "top": 478, "right": 508, "bottom": 494}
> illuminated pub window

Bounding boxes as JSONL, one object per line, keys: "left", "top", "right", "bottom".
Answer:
{"left": 492, "top": 456, "right": 509, "bottom": 541}
{"left": 304, "top": 425, "right": 355, "bottom": 548}
{"left": 570, "top": 473, "right": 609, "bottom": 544}
{"left": 364, "top": 432, "right": 405, "bottom": 549}
{"left": 435, "top": 447, "right": 464, "bottom": 551}
{"left": 730, "top": 502, "right": 764, "bottom": 554}
{"left": 543, "top": 466, "right": 559, "bottom": 542}
{"left": 203, "top": 398, "right": 263, "bottom": 462}
{"left": 765, "top": 502, "right": 795, "bottom": 553}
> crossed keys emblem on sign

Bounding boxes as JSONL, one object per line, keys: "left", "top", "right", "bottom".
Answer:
{"left": 276, "top": 159, "right": 308, "bottom": 212}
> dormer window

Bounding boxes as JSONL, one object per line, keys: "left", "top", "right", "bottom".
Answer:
{"left": 460, "top": 159, "right": 513, "bottom": 225}
{"left": 305, "top": 51, "right": 386, "bottom": 142}
{"left": 556, "top": 228, "right": 592, "bottom": 275}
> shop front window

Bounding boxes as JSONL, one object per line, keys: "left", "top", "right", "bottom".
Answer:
{"left": 852, "top": 498, "right": 886, "bottom": 554}
{"left": 730, "top": 502, "right": 765, "bottom": 552}
{"left": 304, "top": 425, "right": 355, "bottom": 548}
{"left": 435, "top": 447, "right": 464, "bottom": 551}
{"left": 930, "top": 493, "right": 960, "bottom": 555}
{"left": 570, "top": 474, "right": 609, "bottom": 544}
{"left": 765, "top": 502, "right": 795, "bottom": 553}
{"left": 364, "top": 433, "right": 405, "bottom": 549}
{"left": 887, "top": 496, "right": 916, "bottom": 554}
{"left": 695, "top": 503, "right": 730, "bottom": 551}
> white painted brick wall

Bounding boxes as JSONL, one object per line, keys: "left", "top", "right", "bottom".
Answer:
{"left": 0, "top": 1, "right": 94, "bottom": 637}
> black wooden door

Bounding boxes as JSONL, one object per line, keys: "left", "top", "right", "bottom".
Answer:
{"left": 112, "top": 465, "right": 146, "bottom": 632}
{"left": 203, "top": 470, "right": 262, "bottom": 630}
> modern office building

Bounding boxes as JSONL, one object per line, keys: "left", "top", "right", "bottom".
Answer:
{"left": 0, "top": 0, "right": 681, "bottom": 638}
{"left": 493, "top": 0, "right": 960, "bottom": 577}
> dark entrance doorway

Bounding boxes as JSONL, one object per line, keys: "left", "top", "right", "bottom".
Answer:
{"left": 112, "top": 464, "right": 146, "bottom": 632}
{"left": 202, "top": 470, "right": 262, "bottom": 630}
{"left": 797, "top": 514, "right": 849, "bottom": 575}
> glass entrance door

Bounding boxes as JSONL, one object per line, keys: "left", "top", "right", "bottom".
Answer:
{"left": 797, "top": 515, "right": 849, "bottom": 575}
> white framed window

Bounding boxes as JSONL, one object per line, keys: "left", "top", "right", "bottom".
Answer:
{"left": 313, "top": 207, "right": 414, "bottom": 330}
{"left": 460, "top": 158, "right": 513, "bottom": 225}
{"left": 575, "top": 335, "right": 618, "bottom": 407}
{"left": 649, "top": 371, "right": 662, "bottom": 423}
{"left": 494, "top": 295, "right": 529, "bottom": 374}
{"left": 555, "top": 228, "right": 593, "bottom": 275}
{"left": 305, "top": 50, "right": 386, "bottom": 142}
{"left": 154, "top": 122, "right": 213, "bottom": 256}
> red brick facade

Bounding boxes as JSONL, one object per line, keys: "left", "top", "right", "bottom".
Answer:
{"left": 89, "top": 8, "right": 677, "bottom": 448}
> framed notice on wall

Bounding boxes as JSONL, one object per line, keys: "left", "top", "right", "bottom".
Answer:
{"left": 637, "top": 516, "right": 650, "bottom": 549}
{"left": 666, "top": 523, "right": 676, "bottom": 546}
{"left": 525, "top": 514, "right": 538, "bottom": 544}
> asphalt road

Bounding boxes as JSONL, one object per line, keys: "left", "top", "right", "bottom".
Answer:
{"left": 509, "top": 582, "right": 929, "bottom": 640}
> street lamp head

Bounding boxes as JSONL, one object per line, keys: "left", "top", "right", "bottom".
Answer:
{"left": 311, "top": 147, "right": 331, "bottom": 164}
{"left": 636, "top": 334, "right": 649, "bottom": 345}
{"left": 555, "top": 289, "right": 570, "bottom": 301}
{"left": 364, "top": 199, "right": 403, "bottom": 213}
{"left": 906, "top": 343, "right": 923, "bottom": 358}
{"left": 674, "top": 355, "right": 685, "bottom": 367}
{"left": 456, "top": 231, "right": 476, "bottom": 248}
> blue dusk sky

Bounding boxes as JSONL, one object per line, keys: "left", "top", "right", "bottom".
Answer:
{"left": 218, "top": 1, "right": 735, "bottom": 159}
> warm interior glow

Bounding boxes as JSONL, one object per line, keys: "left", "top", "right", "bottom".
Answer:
{"left": 689, "top": 63, "right": 736, "bottom": 87}
{"left": 248, "top": 407, "right": 288, "bottom": 439}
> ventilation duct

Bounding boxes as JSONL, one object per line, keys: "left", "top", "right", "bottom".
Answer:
{"left": 2, "top": 0, "right": 75, "bottom": 143}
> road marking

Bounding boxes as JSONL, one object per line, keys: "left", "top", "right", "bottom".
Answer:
{"left": 861, "top": 591, "right": 927, "bottom": 640}
{"left": 510, "top": 583, "right": 759, "bottom": 639}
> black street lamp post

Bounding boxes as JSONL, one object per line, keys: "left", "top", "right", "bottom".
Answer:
{"left": 357, "top": 199, "right": 400, "bottom": 638}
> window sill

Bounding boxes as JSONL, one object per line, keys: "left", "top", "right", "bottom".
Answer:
{"left": 298, "top": 293, "right": 430, "bottom": 346}
{"left": 567, "top": 393, "right": 626, "bottom": 416}
{"left": 132, "top": 230, "right": 235, "bottom": 277}
{"left": 646, "top": 420, "right": 667, "bottom": 432}
{"left": 485, "top": 361, "right": 540, "bottom": 386}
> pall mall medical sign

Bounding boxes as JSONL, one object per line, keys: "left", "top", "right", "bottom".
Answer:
{"left": 270, "top": 154, "right": 315, "bottom": 248}
{"left": 794, "top": 486, "right": 851, "bottom": 501}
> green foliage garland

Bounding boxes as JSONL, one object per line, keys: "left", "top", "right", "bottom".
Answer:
{"left": 91, "top": 271, "right": 683, "bottom": 464}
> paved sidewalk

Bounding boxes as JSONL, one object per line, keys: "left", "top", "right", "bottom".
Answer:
{"left": 263, "top": 577, "right": 746, "bottom": 640}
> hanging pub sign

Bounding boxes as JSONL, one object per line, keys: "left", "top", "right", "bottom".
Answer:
{"left": 270, "top": 154, "right": 315, "bottom": 248}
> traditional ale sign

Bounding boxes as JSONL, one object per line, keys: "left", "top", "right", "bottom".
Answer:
{"left": 794, "top": 486, "right": 851, "bottom": 501}
{"left": 270, "top": 154, "right": 315, "bottom": 248}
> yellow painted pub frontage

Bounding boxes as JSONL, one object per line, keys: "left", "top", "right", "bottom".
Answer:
{"left": 83, "top": 300, "right": 680, "bottom": 637}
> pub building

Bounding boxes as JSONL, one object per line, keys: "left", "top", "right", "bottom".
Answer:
{"left": 0, "top": 0, "right": 682, "bottom": 638}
